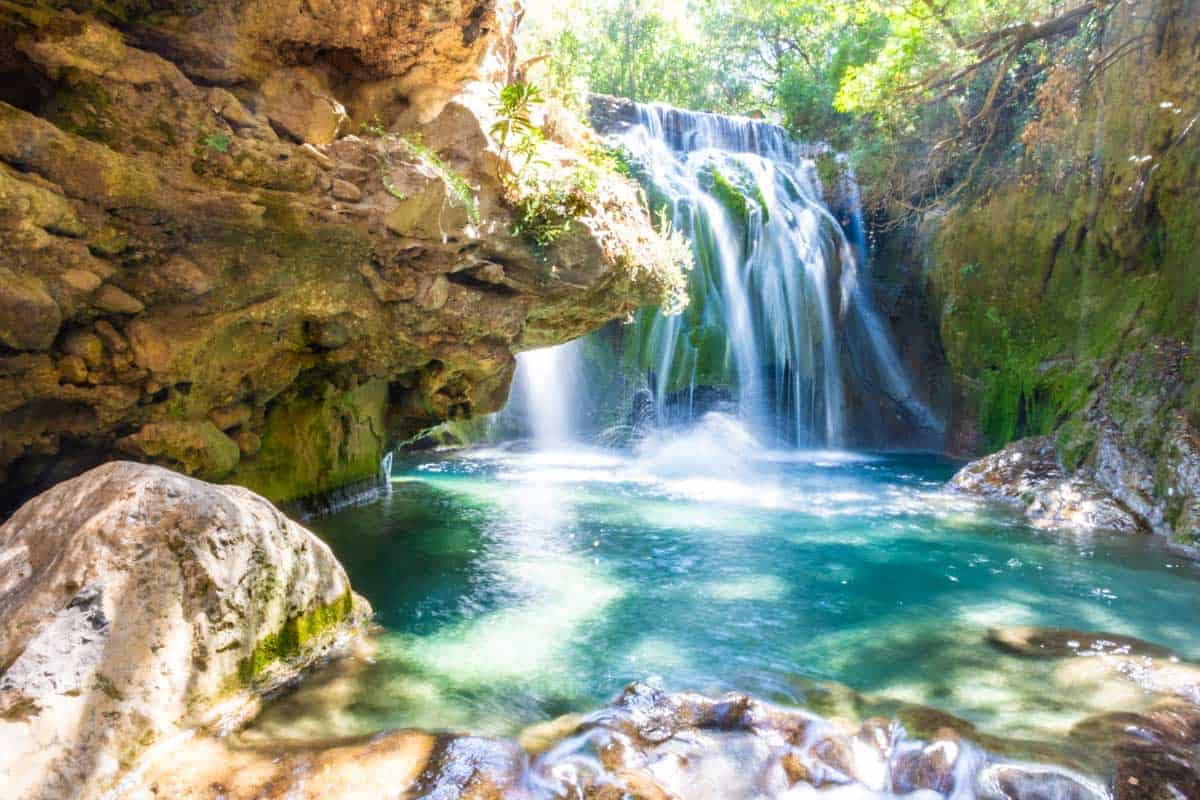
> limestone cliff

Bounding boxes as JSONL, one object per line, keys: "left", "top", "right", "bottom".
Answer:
{"left": 906, "top": 0, "right": 1199, "bottom": 543}
{"left": 0, "top": 0, "right": 685, "bottom": 512}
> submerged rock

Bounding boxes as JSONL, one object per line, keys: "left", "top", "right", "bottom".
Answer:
{"left": 0, "top": 462, "right": 370, "bottom": 800}
{"left": 1071, "top": 702, "right": 1200, "bottom": 800}
{"left": 987, "top": 627, "right": 1177, "bottom": 660}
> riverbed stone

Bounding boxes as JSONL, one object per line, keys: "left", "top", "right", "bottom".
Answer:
{"left": 0, "top": 462, "right": 370, "bottom": 800}
{"left": 975, "top": 764, "right": 1109, "bottom": 800}
{"left": 987, "top": 626, "right": 1176, "bottom": 660}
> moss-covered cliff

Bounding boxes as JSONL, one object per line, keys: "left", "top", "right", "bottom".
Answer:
{"left": 921, "top": 0, "right": 1199, "bottom": 542}
{"left": 0, "top": 0, "right": 686, "bottom": 512}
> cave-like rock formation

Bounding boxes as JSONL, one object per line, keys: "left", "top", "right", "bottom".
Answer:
{"left": 0, "top": 0, "right": 683, "bottom": 512}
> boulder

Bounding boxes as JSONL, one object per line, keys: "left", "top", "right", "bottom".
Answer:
{"left": 0, "top": 462, "right": 369, "bottom": 800}
{"left": 949, "top": 436, "right": 1145, "bottom": 534}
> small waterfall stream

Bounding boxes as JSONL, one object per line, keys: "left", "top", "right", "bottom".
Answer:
{"left": 516, "top": 342, "right": 581, "bottom": 448}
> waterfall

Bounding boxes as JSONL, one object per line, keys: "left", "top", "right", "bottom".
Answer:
{"left": 599, "top": 101, "right": 941, "bottom": 448}
{"left": 379, "top": 451, "right": 394, "bottom": 493}
{"left": 508, "top": 340, "right": 583, "bottom": 449}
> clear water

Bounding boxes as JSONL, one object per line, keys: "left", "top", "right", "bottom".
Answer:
{"left": 249, "top": 416, "right": 1200, "bottom": 752}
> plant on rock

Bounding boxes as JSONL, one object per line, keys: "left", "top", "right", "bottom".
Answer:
{"left": 362, "top": 119, "right": 479, "bottom": 224}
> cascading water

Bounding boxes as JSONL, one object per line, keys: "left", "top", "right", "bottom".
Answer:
{"left": 596, "top": 101, "right": 941, "bottom": 448}
{"left": 500, "top": 340, "right": 585, "bottom": 449}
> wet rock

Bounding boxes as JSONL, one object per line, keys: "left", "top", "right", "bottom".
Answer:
{"left": 0, "top": 462, "right": 370, "bottom": 799}
{"left": 976, "top": 764, "right": 1109, "bottom": 800}
{"left": 1069, "top": 702, "right": 1200, "bottom": 799}
{"left": 987, "top": 626, "right": 1176, "bottom": 660}
{"left": 532, "top": 683, "right": 995, "bottom": 799}
{"left": 517, "top": 712, "right": 587, "bottom": 755}
{"left": 892, "top": 739, "right": 962, "bottom": 794}
{"left": 950, "top": 437, "right": 1145, "bottom": 534}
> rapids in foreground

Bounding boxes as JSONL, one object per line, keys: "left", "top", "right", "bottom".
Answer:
{"left": 210, "top": 415, "right": 1200, "bottom": 798}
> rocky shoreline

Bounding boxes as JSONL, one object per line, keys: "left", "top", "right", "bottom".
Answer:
{"left": 949, "top": 431, "right": 1200, "bottom": 551}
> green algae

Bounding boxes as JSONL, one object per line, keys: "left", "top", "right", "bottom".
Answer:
{"left": 230, "top": 379, "right": 389, "bottom": 505}
{"left": 236, "top": 590, "right": 355, "bottom": 685}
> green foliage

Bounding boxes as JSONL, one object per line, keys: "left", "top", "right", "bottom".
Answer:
{"left": 360, "top": 119, "right": 478, "bottom": 222}
{"left": 203, "top": 132, "right": 230, "bottom": 153}
{"left": 490, "top": 81, "right": 598, "bottom": 248}
{"left": 510, "top": 162, "right": 597, "bottom": 247}
{"left": 525, "top": 1, "right": 739, "bottom": 110}
{"left": 523, "top": 0, "right": 1108, "bottom": 212}
{"left": 397, "top": 135, "right": 480, "bottom": 223}
{"left": 491, "top": 82, "right": 544, "bottom": 155}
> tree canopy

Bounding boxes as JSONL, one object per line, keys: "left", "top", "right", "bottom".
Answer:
{"left": 520, "top": 0, "right": 1126, "bottom": 217}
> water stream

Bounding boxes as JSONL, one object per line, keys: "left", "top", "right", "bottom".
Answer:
{"left": 598, "top": 103, "right": 939, "bottom": 447}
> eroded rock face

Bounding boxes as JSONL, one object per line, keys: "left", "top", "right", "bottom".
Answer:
{"left": 923, "top": 0, "right": 1200, "bottom": 546}
{"left": 0, "top": 0, "right": 683, "bottom": 511}
{"left": 0, "top": 462, "right": 370, "bottom": 800}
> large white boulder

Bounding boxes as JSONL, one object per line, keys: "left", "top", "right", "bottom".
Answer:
{"left": 0, "top": 462, "right": 369, "bottom": 800}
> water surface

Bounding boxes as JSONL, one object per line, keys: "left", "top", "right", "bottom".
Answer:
{"left": 250, "top": 417, "right": 1200, "bottom": 749}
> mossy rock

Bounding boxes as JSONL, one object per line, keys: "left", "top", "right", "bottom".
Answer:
{"left": 229, "top": 378, "right": 389, "bottom": 504}
{"left": 237, "top": 591, "right": 357, "bottom": 685}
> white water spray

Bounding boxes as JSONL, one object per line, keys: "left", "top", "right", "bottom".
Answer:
{"left": 514, "top": 341, "right": 583, "bottom": 449}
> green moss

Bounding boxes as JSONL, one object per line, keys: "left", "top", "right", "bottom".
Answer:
{"left": 929, "top": 127, "right": 1200, "bottom": 476}
{"left": 202, "top": 132, "right": 230, "bottom": 153}
{"left": 43, "top": 75, "right": 114, "bottom": 145}
{"left": 236, "top": 590, "right": 354, "bottom": 684}
{"left": 709, "top": 168, "right": 750, "bottom": 223}
{"left": 229, "top": 379, "right": 388, "bottom": 504}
